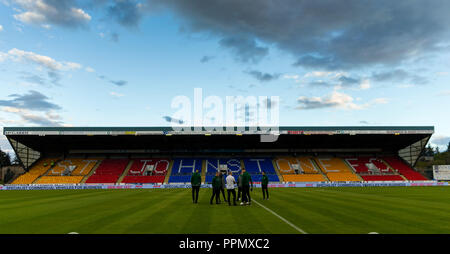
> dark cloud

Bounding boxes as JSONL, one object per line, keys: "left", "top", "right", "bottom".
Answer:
{"left": 147, "top": 0, "right": 450, "bottom": 69}
{"left": 338, "top": 76, "right": 360, "bottom": 86}
{"left": 371, "top": 69, "right": 428, "bottom": 84}
{"left": 219, "top": 36, "right": 268, "bottom": 63}
{"left": 110, "top": 80, "right": 127, "bottom": 86}
{"left": 200, "top": 55, "right": 214, "bottom": 63}
{"left": 0, "top": 90, "right": 61, "bottom": 111}
{"left": 110, "top": 32, "right": 120, "bottom": 42}
{"left": 47, "top": 71, "right": 62, "bottom": 86}
{"left": 163, "top": 116, "right": 184, "bottom": 124}
{"left": 107, "top": 0, "right": 143, "bottom": 27}
{"left": 19, "top": 72, "right": 46, "bottom": 86}
{"left": 98, "top": 74, "right": 128, "bottom": 86}
{"left": 245, "top": 70, "right": 280, "bottom": 82}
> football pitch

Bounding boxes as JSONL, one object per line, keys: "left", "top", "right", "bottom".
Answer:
{"left": 0, "top": 186, "right": 449, "bottom": 234}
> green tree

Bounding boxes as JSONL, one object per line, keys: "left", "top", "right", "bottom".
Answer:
{"left": 0, "top": 149, "right": 11, "bottom": 167}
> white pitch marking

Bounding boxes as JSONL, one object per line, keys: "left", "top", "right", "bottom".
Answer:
{"left": 68, "top": 232, "right": 79, "bottom": 234}
{"left": 253, "top": 200, "right": 308, "bottom": 234}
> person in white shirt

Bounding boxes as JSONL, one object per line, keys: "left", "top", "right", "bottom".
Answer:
{"left": 226, "top": 171, "right": 237, "bottom": 206}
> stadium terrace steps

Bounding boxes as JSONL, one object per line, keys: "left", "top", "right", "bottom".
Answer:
{"left": 275, "top": 157, "right": 328, "bottom": 182}
{"left": 310, "top": 157, "right": 330, "bottom": 181}
{"left": 342, "top": 158, "right": 364, "bottom": 181}
{"left": 382, "top": 157, "right": 428, "bottom": 181}
{"left": 164, "top": 160, "right": 174, "bottom": 184}
{"left": 12, "top": 158, "right": 59, "bottom": 185}
{"left": 31, "top": 159, "right": 62, "bottom": 184}
{"left": 201, "top": 160, "right": 206, "bottom": 183}
{"left": 314, "top": 157, "right": 360, "bottom": 182}
{"left": 81, "top": 159, "right": 103, "bottom": 184}
{"left": 85, "top": 159, "right": 129, "bottom": 184}
{"left": 271, "top": 159, "right": 283, "bottom": 182}
{"left": 116, "top": 159, "right": 134, "bottom": 184}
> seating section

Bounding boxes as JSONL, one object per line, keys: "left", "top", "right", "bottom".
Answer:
{"left": 360, "top": 175, "right": 404, "bottom": 181}
{"left": 35, "top": 159, "right": 99, "bottom": 184}
{"left": 169, "top": 158, "right": 203, "bottom": 183}
{"left": 12, "top": 158, "right": 58, "bottom": 184}
{"left": 122, "top": 158, "right": 170, "bottom": 184}
{"left": 36, "top": 176, "right": 84, "bottom": 184}
{"left": 275, "top": 157, "right": 326, "bottom": 182}
{"left": 205, "top": 158, "right": 241, "bottom": 183}
{"left": 242, "top": 158, "right": 279, "bottom": 182}
{"left": 345, "top": 157, "right": 405, "bottom": 181}
{"left": 314, "top": 157, "right": 360, "bottom": 182}
{"left": 11, "top": 155, "right": 428, "bottom": 184}
{"left": 382, "top": 157, "right": 427, "bottom": 181}
{"left": 47, "top": 159, "right": 98, "bottom": 176}
{"left": 85, "top": 159, "right": 129, "bottom": 184}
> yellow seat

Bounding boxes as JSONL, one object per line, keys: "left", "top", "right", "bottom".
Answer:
{"left": 282, "top": 174, "right": 325, "bottom": 182}
{"left": 314, "top": 157, "right": 359, "bottom": 182}
{"left": 35, "top": 176, "right": 84, "bottom": 184}
{"left": 47, "top": 159, "right": 98, "bottom": 176}
{"left": 12, "top": 158, "right": 58, "bottom": 184}
{"left": 276, "top": 157, "right": 324, "bottom": 182}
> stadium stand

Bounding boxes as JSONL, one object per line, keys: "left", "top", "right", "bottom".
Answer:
{"left": 383, "top": 156, "right": 428, "bottom": 181}
{"left": 11, "top": 158, "right": 58, "bottom": 184}
{"left": 242, "top": 158, "right": 279, "bottom": 182}
{"left": 85, "top": 159, "right": 129, "bottom": 184}
{"left": 169, "top": 158, "right": 203, "bottom": 183}
{"left": 122, "top": 158, "right": 170, "bottom": 184}
{"left": 275, "top": 157, "right": 326, "bottom": 182}
{"left": 37, "top": 159, "right": 99, "bottom": 184}
{"left": 345, "top": 157, "right": 404, "bottom": 181}
{"left": 314, "top": 157, "right": 360, "bottom": 181}
{"left": 204, "top": 158, "right": 241, "bottom": 182}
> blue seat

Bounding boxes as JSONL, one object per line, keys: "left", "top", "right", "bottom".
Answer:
{"left": 205, "top": 158, "right": 242, "bottom": 175}
{"left": 242, "top": 158, "right": 276, "bottom": 174}
{"left": 171, "top": 158, "right": 203, "bottom": 175}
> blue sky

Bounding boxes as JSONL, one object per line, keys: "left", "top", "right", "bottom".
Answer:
{"left": 1, "top": 0, "right": 450, "bottom": 155}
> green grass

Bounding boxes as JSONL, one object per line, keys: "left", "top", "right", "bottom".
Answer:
{"left": 0, "top": 187, "right": 449, "bottom": 234}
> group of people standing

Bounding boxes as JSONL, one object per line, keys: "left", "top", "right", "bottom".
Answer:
{"left": 190, "top": 169, "right": 270, "bottom": 206}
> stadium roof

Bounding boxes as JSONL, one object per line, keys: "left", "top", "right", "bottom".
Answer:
{"left": 3, "top": 126, "right": 434, "bottom": 170}
{"left": 3, "top": 126, "right": 435, "bottom": 136}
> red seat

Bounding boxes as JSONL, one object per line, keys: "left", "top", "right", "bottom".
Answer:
{"left": 361, "top": 175, "right": 404, "bottom": 181}
{"left": 382, "top": 157, "right": 427, "bottom": 181}
{"left": 86, "top": 159, "right": 129, "bottom": 184}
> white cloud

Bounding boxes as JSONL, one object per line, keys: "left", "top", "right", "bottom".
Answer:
{"left": 1, "top": 106, "right": 63, "bottom": 126}
{"left": 109, "top": 91, "right": 124, "bottom": 97}
{"left": 359, "top": 79, "right": 371, "bottom": 90}
{"left": 85, "top": 66, "right": 95, "bottom": 73}
{"left": 7, "top": 48, "right": 82, "bottom": 71}
{"left": 304, "top": 71, "right": 346, "bottom": 78}
{"left": 0, "top": 24, "right": 3, "bottom": 31}
{"left": 13, "top": 0, "right": 91, "bottom": 28}
{"left": 297, "top": 91, "right": 388, "bottom": 110}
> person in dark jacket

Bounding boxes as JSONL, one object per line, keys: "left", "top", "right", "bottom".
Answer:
{"left": 219, "top": 171, "right": 227, "bottom": 202}
{"left": 210, "top": 172, "right": 221, "bottom": 204}
{"left": 237, "top": 171, "right": 243, "bottom": 201}
{"left": 240, "top": 169, "right": 253, "bottom": 205}
{"left": 261, "top": 171, "right": 269, "bottom": 200}
{"left": 191, "top": 170, "right": 201, "bottom": 204}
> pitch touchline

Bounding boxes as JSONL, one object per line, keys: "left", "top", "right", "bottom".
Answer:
{"left": 252, "top": 200, "right": 308, "bottom": 234}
